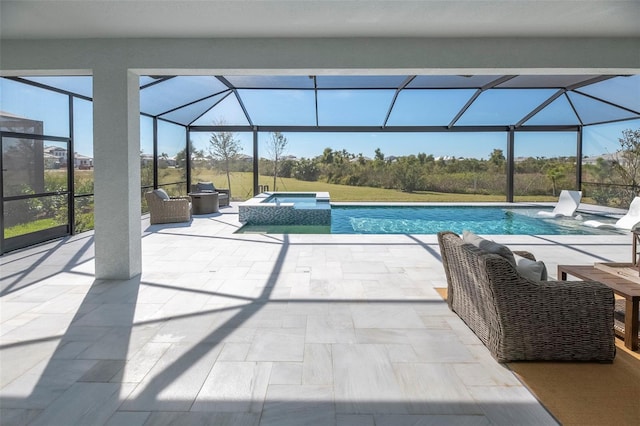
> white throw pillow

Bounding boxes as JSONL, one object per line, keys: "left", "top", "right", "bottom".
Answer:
{"left": 514, "top": 253, "right": 548, "bottom": 281}
{"left": 153, "top": 188, "right": 170, "bottom": 200}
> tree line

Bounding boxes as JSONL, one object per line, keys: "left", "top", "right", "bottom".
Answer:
{"left": 190, "top": 128, "right": 639, "bottom": 206}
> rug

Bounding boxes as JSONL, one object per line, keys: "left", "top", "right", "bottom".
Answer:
{"left": 434, "top": 287, "right": 640, "bottom": 425}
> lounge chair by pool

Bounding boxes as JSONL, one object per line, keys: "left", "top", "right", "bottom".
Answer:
{"left": 583, "top": 196, "right": 640, "bottom": 230}
{"left": 537, "top": 190, "right": 582, "bottom": 218}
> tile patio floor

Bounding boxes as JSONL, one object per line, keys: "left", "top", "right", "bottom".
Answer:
{"left": 0, "top": 204, "right": 631, "bottom": 425}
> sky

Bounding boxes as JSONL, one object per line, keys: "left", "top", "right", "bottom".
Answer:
{"left": 2, "top": 76, "right": 639, "bottom": 162}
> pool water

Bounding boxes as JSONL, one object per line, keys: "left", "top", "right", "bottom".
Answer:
{"left": 237, "top": 205, "right": 622, "bottom": 235}
{"left": 331, "top": 206, "right": 619, "bottom": 235}
{"left": 264, "top": 194, "right": 327, "bottom": 209}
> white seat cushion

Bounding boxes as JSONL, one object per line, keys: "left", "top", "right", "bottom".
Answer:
{"left": 514, "top": 253, "right": 548, "bottom": 281}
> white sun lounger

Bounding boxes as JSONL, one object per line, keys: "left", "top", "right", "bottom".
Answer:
{"left": 583, "top": 196, "right": 640, "bottom": 230}
{"left": 537, "top": 190, "right": 582, "bottom": 217}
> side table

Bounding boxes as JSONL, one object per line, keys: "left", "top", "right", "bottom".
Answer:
{"left": 189, "top": 192, "right": 219, "bottom": 214}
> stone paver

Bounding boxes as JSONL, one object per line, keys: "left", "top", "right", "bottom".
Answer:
{"left": 0, "top": 204, "right": 630, "bottom": 425}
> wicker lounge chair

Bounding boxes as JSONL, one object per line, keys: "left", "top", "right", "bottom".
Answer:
{"left": 437, "top": 231, "right": 616, "bottom": 362}
{"left": 145, "top": 189, "right": 191, "bottom": 224}
{"left": 537, "top": 189, "right": 582, "bottom": 217}
{"left": 191, "top": 182, "right": 230, "bottom": 207}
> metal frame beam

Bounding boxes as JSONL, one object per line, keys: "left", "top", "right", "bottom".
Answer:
{"left": 154, "top": 89, "right": 232, "bottom": 118}
{"left": 572, "top": 89, "right": 640, "bottom": 116}
{"left": 152, "top": 117, "right": 159, "bottom": 189}
{"left": 506, "top": 127, "right": 515, "bottom": 202}
{"left": 188, "top": 124, "right": 580, "bottom": 133}
{"left": 139, "top": 76, "right": 176, "bottom": 90}
{"left": 253, "top": 128, "right": 259, "bottom": 196}
{"left": 216, "top": 76, "right": 254, "bottom": 126}
{"left": 188, "top": 91, "right": 233, "bottom": 126}
{"left": 515, "top": 89, "right": 566, "bottom": 128}
{"left": 382, "top": 76, "right": 415, "bottom": 128}
{"left": 68, "top": 94, "right": 75, "bottom": 235}
{"left": 5, "top": 76, "right": 93, "bottom": 102}
{"left": 312, "top": 75, "right": 319, "bottom": 126}
{"left": 185, "top": 127, "right": 191, "bottom": 193}
{"left": 447, "top": 75, "right": 517, "bottom": 128}
{"left": 576, "top": 126, "right": 583, "bottom": 190}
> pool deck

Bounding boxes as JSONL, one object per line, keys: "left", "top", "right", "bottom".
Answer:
{"left": 0, "top": 203, "right": 631, "bottom": 426}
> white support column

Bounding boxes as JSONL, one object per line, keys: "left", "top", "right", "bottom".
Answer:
{"left": 93, "top": 67, "right": 141, "bottom": 280}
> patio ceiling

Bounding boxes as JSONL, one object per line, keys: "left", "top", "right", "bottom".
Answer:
{"left": 11, "top": 73, "right": 640, "bottom": 130}
{"left": 3, "top": 1, "right": 639, "bottom": 40}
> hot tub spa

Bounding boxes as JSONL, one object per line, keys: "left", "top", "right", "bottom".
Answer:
{"left": 238, "top": 192, "right": 331, "bottom": 225}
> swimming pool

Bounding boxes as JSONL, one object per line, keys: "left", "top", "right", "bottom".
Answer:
{"left": 331, "top": 205, "right": 620, "bottom": 235}
{"left": 237, "top": 204, "right": 623, "bottom": 235}
{"left": 263, "top": 193, "right": 328, "bottom": 208}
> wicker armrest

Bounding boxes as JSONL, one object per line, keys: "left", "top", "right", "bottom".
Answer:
{"left": 486, "top": 258, "right": 615, "bottom": 361}
{"left": 512, "top": 250, "right": 536, "bottom": 261}
{"left": 215, "top": 189, "right": 231, "bottom": 206}
{"left": 500, "top": 278, "right": 614, "bottom": 340}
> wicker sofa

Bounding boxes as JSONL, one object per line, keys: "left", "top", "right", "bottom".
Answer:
{"left": 145, "top": 189, "right": 191, "bottom": 224}
{"left": 437, "top": 231, "right": 616, "bottom": 362}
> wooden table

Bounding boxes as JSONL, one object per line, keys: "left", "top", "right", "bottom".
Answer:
{"left": 558, "top": 264, "right": 640, "bottom": 351}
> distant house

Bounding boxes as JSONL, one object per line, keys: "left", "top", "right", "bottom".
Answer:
{"left": 44, "top": 146, "right": 67, "bottom": 161}
{"left": 43, "top": 153, "right": 59, "bottom": 169}
{"left": 582, "top": 152, "right": 619, "bottom": 165}
{"left": 43, "top": 146, "right": 94, "bottom": 169}
{"left": 140, "top": 153, "right": 154, "bottom": 166}
{"left": 141, "top": 153, "right": 178, "bottom": 168}
{"left": 75, "top": 153, "right": 93, "bottom": 169}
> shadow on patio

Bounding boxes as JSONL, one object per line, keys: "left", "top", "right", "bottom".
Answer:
{"left": 1, "top": 213, "right": 633, "bottom": 425}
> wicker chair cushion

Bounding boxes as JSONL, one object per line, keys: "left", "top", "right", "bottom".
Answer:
{"left": 514, "top": 253, "right": 548, "bottom": 281}
{"left": 462, "top": 230, "right": 516, "bottom": 266}
{"left": 153, "top": 188, "right": 170, "bottom": 200}
{"left": 196, "top": 182, "right": 216, "bottom": 192}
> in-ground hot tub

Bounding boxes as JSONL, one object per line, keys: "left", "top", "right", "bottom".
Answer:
{"left": 238, "top": 192, "right": 331, "bottom": 225}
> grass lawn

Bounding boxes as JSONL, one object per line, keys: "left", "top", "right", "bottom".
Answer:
{"left": 4, "top": 218, "right": 62, "bottom": 239}
{"left": 190, "top": 170, "right": 559, "bottom": 202}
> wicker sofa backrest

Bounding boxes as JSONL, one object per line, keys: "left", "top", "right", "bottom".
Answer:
{"left": 438, "top": 231, "right": 509, "bottom": 347}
